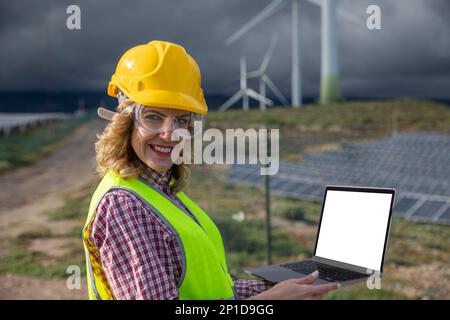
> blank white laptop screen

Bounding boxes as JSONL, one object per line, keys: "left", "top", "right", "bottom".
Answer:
{"left": 315, "top": 190, "right": 393, "bottom": 272}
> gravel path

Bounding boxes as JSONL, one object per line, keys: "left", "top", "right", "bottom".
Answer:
{"left": 0, "top": 118, "right": 105, "bottom": 299}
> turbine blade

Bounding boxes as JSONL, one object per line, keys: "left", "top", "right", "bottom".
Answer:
{"left": 305, "top": 0, "right": 360, "bottom": 24}
{"left": 304, "top": 0, "right": 321, "bottom": 7}
{"left": 225, "top": 0, "right": 286, "bottom": 45}
{"left": 219, "top": 91, "right": 243, "bottom": 111}
{"left": 246, "top": 89, "right": 274, "bottom": 106}
{"left": 247, "top": 70, "right": 261, "bottom": 78}
{"left": 337, "top": 8, "right": 360, "bottom": 24}
{"left": 263, "top": 75, "right": 289, "bottom": 105}
{"left": 259, "top": 33, "right": 279, "bottom": 73}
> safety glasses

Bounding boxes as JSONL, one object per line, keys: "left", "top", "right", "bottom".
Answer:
{"left": 97, "top": 104, "right": 203, "bottom": 140}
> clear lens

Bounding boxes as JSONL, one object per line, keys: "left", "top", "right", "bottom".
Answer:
{"left": 134, "top": 104, "right": 203, "bottom": 140}
{"left": 187, "top": 113, "right": 204, "bottom": 138}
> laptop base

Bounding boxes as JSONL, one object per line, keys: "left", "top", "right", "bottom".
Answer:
{"left": 246, "top": 262, "right": 370, "bottom": 286}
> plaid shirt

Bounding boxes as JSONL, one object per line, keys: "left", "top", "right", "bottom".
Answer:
{"left": 89, "top": 164, "right": 273, "bottom": 300}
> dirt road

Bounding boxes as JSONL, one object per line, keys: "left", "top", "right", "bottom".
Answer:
{"left": 0, "top": 118, "right": 106, "bottom": 299}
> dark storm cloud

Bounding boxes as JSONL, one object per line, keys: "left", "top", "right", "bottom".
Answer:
{"left": 0, "top": 0, "right": 449, "bottom": 101}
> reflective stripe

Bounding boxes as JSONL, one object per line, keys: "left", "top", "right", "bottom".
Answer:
{"left": 231, "top": 285, "right": 239, "bottom": 300}
{"left": 85, "top": 247, "right": 102, "bottom": 300}
{"left": 83, "top": 192, "right": 112, "bottom": 300}
{"left": 138, "top": 177, "right": 207, "bottom": 232}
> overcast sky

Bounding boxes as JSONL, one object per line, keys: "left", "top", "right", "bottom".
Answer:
{"left": 1, "top": 0, "right": 449, "bottom": 102}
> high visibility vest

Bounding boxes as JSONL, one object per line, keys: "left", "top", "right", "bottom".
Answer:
{"left": 83, "top": 171, "right": 236, "bottom": 300}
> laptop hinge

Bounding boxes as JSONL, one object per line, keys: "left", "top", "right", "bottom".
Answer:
{"left": 312, "top": 256, "right": 378, "bottom": 276}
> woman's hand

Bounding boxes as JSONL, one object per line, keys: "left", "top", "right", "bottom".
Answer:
{"left": 249, "top": 271, "right": 340, "bottom": 300}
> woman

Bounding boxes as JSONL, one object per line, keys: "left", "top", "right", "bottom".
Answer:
{"left": 83, "top": 40, "right": 339, "bottom": 300}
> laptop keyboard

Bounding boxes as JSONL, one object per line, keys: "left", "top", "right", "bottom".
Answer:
{"left": 280, "top": 260, "right": 367, "bottom": 282}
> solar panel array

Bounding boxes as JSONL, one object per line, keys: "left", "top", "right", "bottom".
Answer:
{"left": 0, "top": 113, "right": 70, "bottom": 136}
{"left": 227, "top": 132, "right": 450, "bottom": 225}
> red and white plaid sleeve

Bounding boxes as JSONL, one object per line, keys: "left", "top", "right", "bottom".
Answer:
{"left": 234, "top": 279, "right": 274, "bottom": 299}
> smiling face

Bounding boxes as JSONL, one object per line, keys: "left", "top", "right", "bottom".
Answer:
{"left": 131, "top": 107, "right": 190, "bottom": 173}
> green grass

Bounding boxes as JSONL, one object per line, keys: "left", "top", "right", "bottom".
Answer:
{"left": 0, "top": 244, "right": 85, "bottom": 279}
{"left": 206, "top": 99, "right": 450, "bottom": 134}
{"left": 277, "top": 205, "right": 305, "bottom": 221}
{"left": 212, "top": 212, "right": 308, "bottom": 258}
{"left": 46, "top": 187, "right": 95, "bottom": 222}
{"left": 0, "top": 228, "right": 85, "bottom": 279}
{"left": 271, "top": 198, "right": 322, "bottom": 224}
{"left": 386, "top": 218, "right": 450, "bottom": 267}
{"left": 15, "top": 227, "right": 53, "bottom": 242}
{"left": 324, "top": 283, "right": 408, "bottom": 300}
{"left": 0, "top": 111, "right": 94, "bottom": 173}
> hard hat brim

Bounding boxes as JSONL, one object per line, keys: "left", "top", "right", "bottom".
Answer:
{"left": 110, "top": 84, "right": 207, "bottom": 115}
{"left": 136, "top": 89, "right": 208, "bottom": 115}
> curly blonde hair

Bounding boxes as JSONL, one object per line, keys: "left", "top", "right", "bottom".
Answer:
{"left": 95, "top": 99, "right": 190, "bottom": 193}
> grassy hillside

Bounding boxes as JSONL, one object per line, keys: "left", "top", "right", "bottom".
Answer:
{"left": 206, "top": 99, "right": 450, "bottom": 161}
{"left": 207, "top": 99, "right": 450, "bottom": 133}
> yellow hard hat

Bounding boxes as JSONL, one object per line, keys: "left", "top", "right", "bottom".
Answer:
{"left": 108, "top": 40, "right": 208, "bottom": 115}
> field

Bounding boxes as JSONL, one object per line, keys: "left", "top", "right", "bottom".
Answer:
{"left": 0, "top": 99, "right": 449, "bottom": 299}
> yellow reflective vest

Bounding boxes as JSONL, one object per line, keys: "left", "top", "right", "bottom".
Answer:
{"left": 83, "top": 171, "right": 236, "bottom": 299}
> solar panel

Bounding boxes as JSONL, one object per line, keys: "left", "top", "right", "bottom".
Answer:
{"left": 298, "top": 182, "right": 315, "bottom": 193}
{"left": 300, "top": 184, "right": 322, "bottom": 197}
{"left": 410, "top": 200, "right": 447, "bottom": 219}
{"left": 240, "top": 170, "right": 253, "bottom": 180}
{"left": 246, "top": 173, "right": 261, "bottom": 183}
{"left": 394, "top": 197, "right": 418, "bottom": 214}
{"left": 311, "top": 186, "right": 325, "bottom": 198}
{"left": 270, "top": 177, "right": 285, "bottom": 189}
{"left": 276, "top": 180, "right": 297, "bottom": 193}
{"left": 287, "top": 181, "right": 311, "bottom": 195}
{"left": 226, "top": 133, "right": 450, "bottom": 225}
{"left": 437, "top": 206, "right": 450, "bottom": 222}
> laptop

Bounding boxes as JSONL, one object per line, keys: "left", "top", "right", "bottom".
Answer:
{"left": 246, "top": 186, "right": 396, "bottom": 286}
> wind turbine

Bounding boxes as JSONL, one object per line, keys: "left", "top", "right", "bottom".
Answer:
{"left": 247, "top": 34, "right": 289, "bottom": 110}
{"left": 225, "top": 0, "right": 359, "bottom": 107}
{"left": 218, "top": 56, "right": 274, "bottom": 112}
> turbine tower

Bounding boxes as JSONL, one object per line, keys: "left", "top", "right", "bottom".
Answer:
{"left": 320, "top": 0, "right": 340, "bottom": 104}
